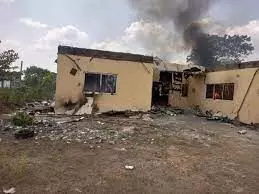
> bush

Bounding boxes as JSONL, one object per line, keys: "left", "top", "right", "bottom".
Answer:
{"left": 12, "top": 112, "right": 34, "bottom": 127}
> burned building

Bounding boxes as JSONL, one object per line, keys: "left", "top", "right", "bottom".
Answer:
{"left": 55, "top": 46, "right": 154, "bottom": 114}
{"left": 152, "top": 61, "right": 204, "bottom": 106}
{"left": 170, "top": 61, "right": 259, "bottom": 125}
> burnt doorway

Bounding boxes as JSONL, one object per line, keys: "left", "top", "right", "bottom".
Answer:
{"left": 152, "top": 71, "right": 172, "bottom": 106}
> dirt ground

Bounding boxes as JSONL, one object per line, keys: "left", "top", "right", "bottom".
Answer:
{"left": 0, "top": 112, "right": 259, "bottom": 194}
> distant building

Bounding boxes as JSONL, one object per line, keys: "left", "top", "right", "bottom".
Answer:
{"left": 0, "top": 71, "right": 21, "bottom": 88}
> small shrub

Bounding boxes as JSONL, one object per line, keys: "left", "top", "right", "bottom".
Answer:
{"left": 12, "top": 112, "right": 34, "bottom": 127}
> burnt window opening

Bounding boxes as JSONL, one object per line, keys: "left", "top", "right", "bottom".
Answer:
{"left": 85, "top": 73, "right": 101, "bottom": 92}
{"left": 70, "top": 68, "right": 78, "bottom": 76}
{"left": 173, "top": 72, "right": 183, "bottom": 82}
{"left": 206, "top": 83, "right": 234, "bottom": 100}
{"left": 214, "top": 84, "right": 223, "bottom": 100}
{"left": 206, "top": 84, "right": 214, "bottom": 99}
{"left": 223, "top": 83, "right": 234, "bottom": 100}
{"left": 182, "top": 84, "right": 189, "bottom": 97}
{"left": 84, "top": 73, "right": 117, "bottom": 94}
{"left": 101, "top": 74, "right": 117, "bottom": 94}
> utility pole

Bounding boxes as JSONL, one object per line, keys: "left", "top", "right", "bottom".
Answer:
{"left": 20, "top": 61, "right": 23, "bottom": 80}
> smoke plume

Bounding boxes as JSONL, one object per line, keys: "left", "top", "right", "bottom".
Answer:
{"left": 128, "top": 0, "right": 217, "bottom": 65}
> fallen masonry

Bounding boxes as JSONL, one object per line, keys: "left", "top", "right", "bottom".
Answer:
{"left": 0, "top": 105, "right": 257, "bottom": 146}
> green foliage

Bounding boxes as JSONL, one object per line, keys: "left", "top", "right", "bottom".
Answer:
{"left": 12, "top": 112, "right": 34, "bottom": 127}
{"left": 0, "top": 41, "right": 19, "bottom": 76}
{"left": 0, "top": 67, "right": 56, "bottom": 108}
{"left": 187, "top": 34, "right": 255, "bottom": 67}
{"left": 22, "top": 66, "right": 56, "bottom": 101}
{"left": 0, "top": 41, "right": 56, "bottom": 109}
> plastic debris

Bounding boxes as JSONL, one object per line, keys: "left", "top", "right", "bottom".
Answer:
{"left": 125, "top": 165, "right": 134, "bottom": 170}
{"left": 238, "top": 130, "right": 247, "bottom": 135}
{"left": 3, "top": 187, "right": 16, "bottom": 194}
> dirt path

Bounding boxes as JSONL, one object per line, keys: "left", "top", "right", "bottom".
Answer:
{"left": 0, "top": 114, "right": 259, "bottom": 193}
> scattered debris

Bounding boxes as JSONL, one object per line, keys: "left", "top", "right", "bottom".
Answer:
{"left": 129, "top": 115, "right": 141, "bottom": 119}
{"left": 151, "top": 106, "right": 184, "bottom": 116}
{"left": 194, "top": 108, "right": 233, "bottom": 124}
{"left": 238, "top": 130, "right": 247, "bottom": 135}
{"left": 122, "top": 126, "right": 136, "bottom": 134}
{"left": 3, "top": 125, "right": 14, "bottom": 131}
{"left": 3, "top": 187, "right": 16, "bottom": 194}
{"left": 65, "top": 109, "right": 76, "bottom": 116}
{"left": 193, "top": 106, "right": 206, "bottom": 117}
{"left": 102, "top": 110, "right": 141, "bottom": 118}
{"left": 56, "top": 117, "right": 84, "bottom": 124}
{"left": 206, "top": 112, "right": 231, "bottom": 122}
{"left": 142, "top": 114, "right": 154, "bottom": 122}
{"left": 97, "top": 121, "right": 105, "bottom": 125}
{"left": 24, "top": 101, "right": 54, "bottom": 115}
{"left": 74, "top": 188, "right": 83, "bottom": 193}
{"left": 14, "top": 128, "right": 35, "bottom": 139}
{"left": 75, "top": 97, "right": 94, "bottom": 115}
{"left": 125, "top": 165, "right": 134, "bottom": 170}
{"left": 114, "top": 147, "right": 127, "bottom": 151}
{"left": 50, "top": 101, "right": 55, "bottom": 108}
{"left": 41, "top": 101, "right": 50, "bottom": 106}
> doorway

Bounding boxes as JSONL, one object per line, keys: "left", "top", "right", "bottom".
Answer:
{"left": 152, "top": 71, "right": 172, "bottom": 106}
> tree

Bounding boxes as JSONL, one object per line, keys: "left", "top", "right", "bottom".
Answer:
{"left": 23, "top": 66, "right": 51, "bottom": 86}
{"left": 186, "top": 34, "right": 254, "bottom": 67}
{"left": 23, "top": 66, "right": 56, "bottom": 100}
{"left": 40, "top": 71, "right": 56, "bottom": 99}
{"left": 0, "top": 40, "right": 19, "bottom": 76}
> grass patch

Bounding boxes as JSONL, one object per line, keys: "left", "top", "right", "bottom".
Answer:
{"left": 0, "top": 151, "right": 29, "bottom": 181}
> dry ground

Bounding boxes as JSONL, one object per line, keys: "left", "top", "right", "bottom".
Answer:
{"left": 0, "top": 113, "right": 259, "bottom": 194}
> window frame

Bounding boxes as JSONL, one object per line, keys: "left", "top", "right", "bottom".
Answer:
{"left": 84, "top": 72, "right": 117, "bottom": 94}
{"left": 223, "top": 83, "right": 234, "bottom": 100}
{"left": 214, "top": 84, "right": 223, "bottom": 100}
{"left": 206, "top": 84, "right": 214, "bottom": 99}
{"left": 84, "top": 73, "right": 101, "bottom": 93}
{"left": 101, "top": 73, "right": 117, "bottom": 94}
{"left": 205, "top": 83, "right": 234, "bottom": 101}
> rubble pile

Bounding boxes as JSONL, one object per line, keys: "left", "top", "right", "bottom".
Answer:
{"left": 23, "top": 101, "right": 55, "bottom": 115}
{"left": 193, "top": 106, "right": 233, "bottom": 124}
{"left": 151, "top": 106, "right": 184, "bottom": 116}
{"left": 33, "top": 119, "right": 123, "bottom": 144}
{"left": 1, "top": 115, "right": 135, "bottom": 144}
{"left": 1, "top": 104, "right": 254, "bottom": 147}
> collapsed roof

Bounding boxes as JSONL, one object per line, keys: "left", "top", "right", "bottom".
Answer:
{"left": 58, "top": 45, "right": 154, "bottom": 63}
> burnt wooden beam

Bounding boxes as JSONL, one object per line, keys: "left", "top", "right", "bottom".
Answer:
{"left": 58, "top": 45, "right": 153, "bottom": 63}
{"left": 206, "top": 60, "right": 259, "bottom": 72}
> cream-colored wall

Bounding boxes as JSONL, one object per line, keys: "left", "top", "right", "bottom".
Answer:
{"left": 169, "top": 75, "right": 204, "bottom": 108}
{"left": 169, "top": 68, "right": 259, "bottom": 124}
{"left": 55, "top": 54, "right": 154, "bottom": 113}
{"left": 238, "top": 70, "right": 259, "bottom": 124}
{"left": 202, "top": 68, "right": 258, "bottom": 120}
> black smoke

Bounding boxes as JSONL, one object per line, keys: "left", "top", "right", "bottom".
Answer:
{"left": 128, "top": 0, "right": 217, "bottom": 66}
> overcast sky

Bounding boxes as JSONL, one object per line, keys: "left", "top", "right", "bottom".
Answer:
{"left": 1, "top": 0, "right": 259, "bottom": 72}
